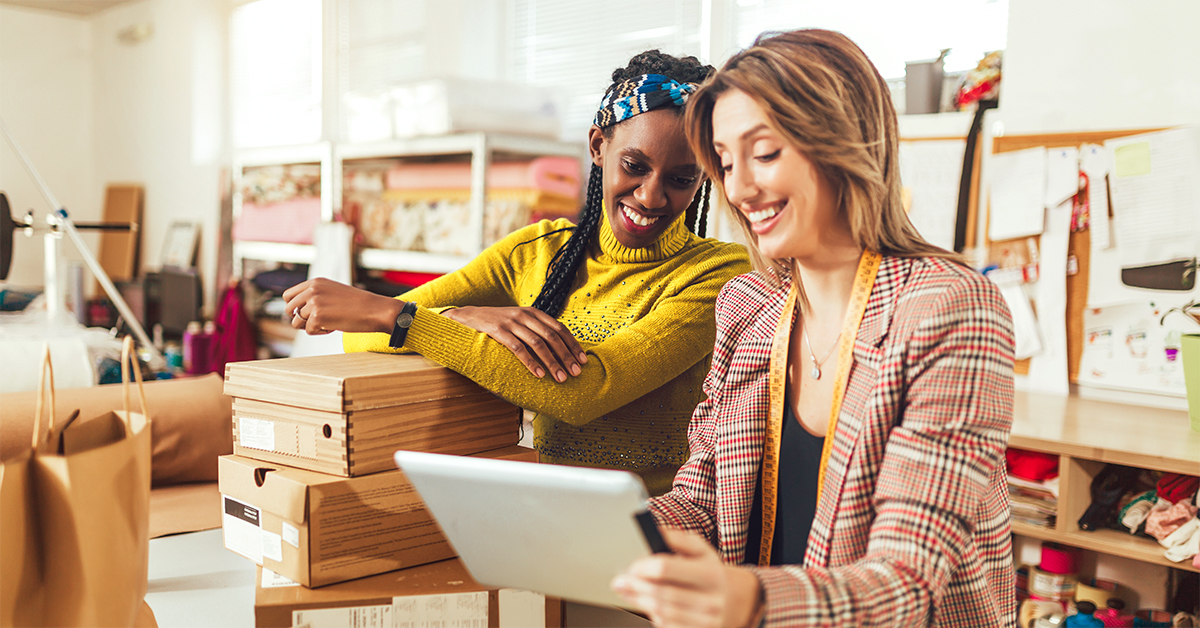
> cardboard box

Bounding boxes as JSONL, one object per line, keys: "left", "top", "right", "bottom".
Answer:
{"left": 225, "top": 353, "right": 522, "bottom": 476}
{"left": 220, "top": 445, "right": 537, "bottom": 588}
{"left": 254, "top": 560, "right": 564, "bottom": 628}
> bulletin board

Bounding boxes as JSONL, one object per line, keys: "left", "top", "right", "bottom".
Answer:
{"left": 987, "top": 129, "right": 1163, "bottom": 382}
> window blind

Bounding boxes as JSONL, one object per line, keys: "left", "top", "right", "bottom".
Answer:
{"left": 230, "top": 0, "right": 323, "bottom": 148}
{"left": 507, "top": 0, "right": 704, "bottom": 141}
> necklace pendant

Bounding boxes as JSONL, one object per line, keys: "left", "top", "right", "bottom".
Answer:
{"left": 811, "top": 365, "right": 821, "bottom": 380}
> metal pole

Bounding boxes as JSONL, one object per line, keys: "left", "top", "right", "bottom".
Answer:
{"left": 0, "top": 116, "right": 164, "bottom": 367}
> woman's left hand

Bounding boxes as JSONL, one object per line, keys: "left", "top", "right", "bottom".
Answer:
{"left": 611, "top": 528, "right": 763, "bottom": 628}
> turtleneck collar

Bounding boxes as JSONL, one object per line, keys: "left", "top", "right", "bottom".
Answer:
{"left": 596, "top": 206, "right": 692, "bottom": 264}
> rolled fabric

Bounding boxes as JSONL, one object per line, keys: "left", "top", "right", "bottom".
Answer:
{"left": 1041, "top": 542, "right": 1081, "bottom": 575}
{"left": 0, "top": 373, "right": 232, "bottom": 486}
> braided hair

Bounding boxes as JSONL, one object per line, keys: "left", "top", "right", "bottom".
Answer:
{"left": 530, "top": 51, "right": 716, "bottom": 318}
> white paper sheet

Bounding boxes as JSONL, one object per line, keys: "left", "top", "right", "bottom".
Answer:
{"left": 998, "top": 283, "right": 1043, "bottom": 360}
{"left": 1044, "top": 146, "right": 1080, "bottom": 209}
{"left": 1076, "top": 302, "right": 1189, "bottom": 397}
{"left": 899, "top": 139, "right": 966, "bottom": 250}
{"left": 1106, "top": 127, "right": 1200, "bottom": 267}
{"left": 989, "top": 147, "right": 1047, "bottom": 241}
{"left": 1023, "top": 199, "right": 1072, "bottom": 396}
{"left": 1080, "top": 143, "right": 1111, "bottom": 251}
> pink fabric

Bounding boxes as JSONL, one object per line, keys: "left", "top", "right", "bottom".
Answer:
{"left": 1145, "top": 501, "right": 1199, "bottom": 540}
{"left": 1193, "top": 550, "right": 1200, "bottom": 570}
{"left": 232, "top": 198, "right": 322, "bottom": 244}
{"left": 385, "top": 156, "right": 581, "bottom": 198}
{"left": 209, "top": 282, "right": 258, "bottom": 376}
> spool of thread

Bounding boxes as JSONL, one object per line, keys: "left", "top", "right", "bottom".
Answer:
{"left": 1029, "top": 566, "right": 1078, "bottom": 601}
{"left": 1073, "top": 579, "right": 1120, "bottom": 608}
{"left": 1020, "top": 599, "right": 1065, "bottom": 628}
{"left": 1040, "top": 542, "right": 1080, "bottom": 575}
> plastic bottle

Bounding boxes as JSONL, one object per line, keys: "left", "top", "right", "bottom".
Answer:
{"left": 1065, "top": 601, "right": 1105, "bottom": 628}
{"left": 183, "top": 321, "right": 202, "bottom": 374}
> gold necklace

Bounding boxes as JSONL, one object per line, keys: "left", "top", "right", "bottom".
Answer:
{"left": 802, "top": 323, "right": 842, "bottom": 380}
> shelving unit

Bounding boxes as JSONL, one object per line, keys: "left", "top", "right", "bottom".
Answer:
{"left": 338, "top": 132, "right": 586, "bottom": 272}
{"left": 230, "top": 141, "right": 333, "bottom": 277}
{"left": 1009, "top": 390, "right": 1200, "bottom": 573}
{"left": 230, "top": 132, "right": 586, "bottom": 278}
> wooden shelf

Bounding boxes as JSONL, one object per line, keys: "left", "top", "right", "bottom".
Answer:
{"left": 1009, "top": 391, "right": 1200, "bottom": 476}
{"left": 1008, "top": 390, "right": 1200, "bottom": 573}
{"left": 357, "top": 248, "right": 470, "bottom": 274}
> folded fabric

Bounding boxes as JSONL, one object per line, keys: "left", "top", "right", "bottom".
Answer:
{"left": 1161, "top": 517, "right": 1199, "bottom": 562}
{"left": 1119, "top": 490, "right": 1160, "bottom": 532}
{"left": 1007, "top": 447, "right": 1060, "bottom": 482}
{"left": 1157, "top": 473, "right": 1200, "bottom": 504}
{"left": 1146, "top": 501, "right": 1199, "bottom": 541}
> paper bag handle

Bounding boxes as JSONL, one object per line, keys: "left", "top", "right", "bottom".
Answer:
{"left": 120, "top": 335, "right": 150, "bottom": 425}
{"left": 31, "top": 344, "right": 56, "bottom": 448}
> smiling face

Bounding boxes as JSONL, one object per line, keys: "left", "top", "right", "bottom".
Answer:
{"left": 589, "top": 109, "right": 704, "bottom": 249}
{"left": 710, "top": 88, "right": 851, "bottom": 264}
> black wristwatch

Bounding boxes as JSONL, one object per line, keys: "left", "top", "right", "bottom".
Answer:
{"left": 388, "top": 301, "right": 418, "bottom": 348}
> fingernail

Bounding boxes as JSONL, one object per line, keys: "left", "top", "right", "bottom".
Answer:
{"left": 578, "top": 353, "right": 588, "bottom": 363}
{"left": 571, "top": 364, "right": 581, "bottom": 376}
{"left": 556, "top": 371, "right": 566, "bottom": 382}
{"left": 535, "top": 368, "right": 544, "bottom": 378}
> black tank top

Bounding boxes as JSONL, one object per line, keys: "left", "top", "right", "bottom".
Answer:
{"left": 743, "top": 403, "right": 825, "bottom": 566}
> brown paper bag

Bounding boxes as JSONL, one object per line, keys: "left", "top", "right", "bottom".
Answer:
{"left": 0, "top": 337, "right": 154, "bottom": 627}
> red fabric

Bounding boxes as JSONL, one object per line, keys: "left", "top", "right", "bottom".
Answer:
{"left": 1006, "top": 447, "right": 1060, "bottom": 482}
{"left": 381, "top": 270, "right": 442, "bottom": 288}
{"left": 1156, "top": 473, "right": 1200, "bottom": 504}
{"left": 209, "top": 281, "right": 258, "bottom": 375}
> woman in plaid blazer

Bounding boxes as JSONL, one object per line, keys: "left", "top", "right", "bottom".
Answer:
{"left": 612, "top": 30, "right": 1017, "bottom": 627}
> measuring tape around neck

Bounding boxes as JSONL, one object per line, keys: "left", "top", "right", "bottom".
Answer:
{"left": 758, "top": 249, "right": 882, "bottom": 566}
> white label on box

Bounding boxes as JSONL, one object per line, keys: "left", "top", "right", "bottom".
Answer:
{"left": 394, "top": 591, "right": 489, "bottom": 628}
{"left": 499, "top": 590, "right": 545, "bottom": 628}
{"left": 238, "top": 416, "right": 275, "bottom": 451}
{"left": 222, "top": 495, "right": 263, "bottom": 564}
{"left": 261, "top": 529, "right": 283, "bottom": 562}
{"left": 261, "top": 567, "right": 299, "bottom": 588}
{"left": 293, "top": 606, "right": 392, "bottom": 628}
{"left": 282, "top": 521, "right": 300, "bottom": 548}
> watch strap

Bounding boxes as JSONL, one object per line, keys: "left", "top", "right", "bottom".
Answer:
{"left": 388, "top": 301, "right": 419, "bottom": 348}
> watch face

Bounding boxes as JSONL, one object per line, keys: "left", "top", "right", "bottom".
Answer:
{"left": 396, "top": 312, "right": 414, "bottom": 328}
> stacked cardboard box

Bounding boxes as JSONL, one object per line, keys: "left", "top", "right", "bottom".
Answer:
{"left": 224, "top": 353, "right": 522, "bottom": 476}
{"left": 220, "top": 352, "right": 529, "bottom": 589}
{"left": 254, "top": 559, "right": 563, "bottom": 628}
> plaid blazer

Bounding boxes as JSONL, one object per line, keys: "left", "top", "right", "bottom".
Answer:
{"left": 651, "top": 255, "right": 1016, "bottom": 627}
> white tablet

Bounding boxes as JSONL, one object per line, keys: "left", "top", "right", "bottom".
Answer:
{"left": 393, "top": 450, "right": 668, "bottom": 608}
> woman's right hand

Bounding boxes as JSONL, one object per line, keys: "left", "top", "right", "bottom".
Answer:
{"left": 282, "top": 278, "right": 403, "bottom": 336}
{"left": 443, "top": 306, "right": 587, "bottom": 382}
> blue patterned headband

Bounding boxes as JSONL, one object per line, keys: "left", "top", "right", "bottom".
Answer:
{"left": 593, "top": 74, "right": 697, "bottom": 128}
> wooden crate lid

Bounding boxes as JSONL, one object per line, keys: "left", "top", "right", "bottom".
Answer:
{"left": 224, "top": 353, "right": 483, "bottom": 413}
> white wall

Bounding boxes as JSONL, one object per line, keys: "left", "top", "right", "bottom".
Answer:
{"left": 1001, "top": 0, "right": 1198, "bottom": 609}
{"left": 1000, "top": 0, "right": 1200, "bottom": 134}
{"left": 0, "top": 5, "right": 95, "bottom": 289}
{"left": 91, "top": 0, "right": 228, "bottom": 314}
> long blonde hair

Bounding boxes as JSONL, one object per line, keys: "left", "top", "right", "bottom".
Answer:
{"left": 685, "top": 29, "right": 961, "bottom": 291}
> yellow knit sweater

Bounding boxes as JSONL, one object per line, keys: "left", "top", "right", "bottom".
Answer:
{"left": 343, "top": 214, "right": 749, "bottom": 494}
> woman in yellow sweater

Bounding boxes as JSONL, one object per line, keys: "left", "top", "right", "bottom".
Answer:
{"left": 282, "top": 51, "right": 749, "bottom": 495}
